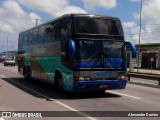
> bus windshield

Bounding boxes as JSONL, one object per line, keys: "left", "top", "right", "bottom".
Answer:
{"left": 75, "top": 40, "right": 124, "bottom": 69}
{"left": 74, "top": 17, "right": 123, "bottom": 35}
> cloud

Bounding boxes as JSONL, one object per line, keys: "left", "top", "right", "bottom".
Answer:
{"left": 54, "top": 5, "right": 87, "bottom": 17}
{"left": 123, "top": 21, "right": 140, "bottom": 44}
{"left": 130, "top": 0, "right": 141, "bottom": 2}
{"left": 126, "top": 0, "right": 160, "bottom": 44}
{"left": 0, "top": 0, "right": 87, "bottom": 52}
{"left": 15, "top": 0, "right": 87, "bottom": 17}
{"left": 0, "top": 0, "right": 41, "bottom": 52}
{"left": 82, "top": 0, "right": 117, "bottom": 11}
{"left": 0, "top": 0, "right": 41, "bottom": 34}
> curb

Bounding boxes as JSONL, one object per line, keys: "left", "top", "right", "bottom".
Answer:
{"left": 128, "top": 73, "right": 160, "bottom": 85}
{"left": 127, "top": 81, "right": 160, "bottom": 89}
{"left": 127, "top": 73, "right": 160, "bottom": 89}
{"left": 128, "top": 73, "right": 160, "bottom": 80}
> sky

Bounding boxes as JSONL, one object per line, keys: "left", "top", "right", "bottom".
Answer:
{"left": 0, "top": 0, "right": 160, "bottom": 53}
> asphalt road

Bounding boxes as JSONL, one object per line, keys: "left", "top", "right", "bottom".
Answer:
{"left": 0, "top": 63, "right": 160, "bottom": 120}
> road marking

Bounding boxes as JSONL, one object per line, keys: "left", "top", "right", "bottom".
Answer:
{"left": 0, "top": 74, "right": 96, "bottom": 120}
{"left": 106, "top": 90, "right": 141, "bottom": 100}
{"left": 0, "top": 118, "right": 5, "bottom": 120}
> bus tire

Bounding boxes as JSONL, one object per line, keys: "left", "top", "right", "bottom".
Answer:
{"left": 57, "top": 78, "right": 63, "bottom": 90}
{"left": 23, "top": 66, "right": 27, "bottom": 80}
{"left": 54, "top": 71, "right": 63, "bottom": 91}
{"left": 26, "top": 66, "right": 32, "bottom": 81}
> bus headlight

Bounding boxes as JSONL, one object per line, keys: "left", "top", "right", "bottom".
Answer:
{"left": 118, "top": 76, "right": 128, "bottom": 80}
{"left": 74, "top": 77, "right": 91, "bottom": 81}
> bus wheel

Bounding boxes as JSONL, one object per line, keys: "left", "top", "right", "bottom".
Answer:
{"left": 24, "top": 67, "right": 32, "bottom": 81}
{"left": 54, "top": 71, "right": 63, "bottom": 91}
{"left": 57, "top": 78, "right": 63, "bottom": 90}
{"left": 27, "top": 68, "right": 32, "bottom": 81}
{"left": 24, "top": 67, "right": 27, "bottom": 80}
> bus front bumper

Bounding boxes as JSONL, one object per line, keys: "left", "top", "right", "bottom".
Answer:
{"left": 73, "top": 80, "right": 127, "bottom": 92}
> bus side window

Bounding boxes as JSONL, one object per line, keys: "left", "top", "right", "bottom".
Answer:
{"left": 32, "top": 28, "right": 38, "bottom": 44}
{"left": 51, "top": 21, "right": 60, "bottom": 41}
{"left": 38, "top": 26, "right": 44, "bottom": 44}
{"left": 23, "top": 32, "right": 28, "bottom": 46}
{"left": 60, "top": 17, "right": 73, "bottom": 68}
{"left": 60, "top": 18, "right": 71, "bottom": 39}
{"left": 18, "top": 33, "right": 23, "bottom": 50}
{"left": 44, "top": 24, "right": 52, "bottom": 43}
{"left": 27, "top": 31, "right": 32, "bottom": 45}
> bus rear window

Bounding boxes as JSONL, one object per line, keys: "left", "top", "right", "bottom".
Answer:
{"left": 74, "top": 17, "right": 123, "bottom": 35}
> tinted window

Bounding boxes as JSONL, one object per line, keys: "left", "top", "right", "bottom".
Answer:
{"left": 18, "top": 33, "right": 23, "bottom": 46}
{"left": 76, "top": 40, "right": 102, "bottom": 60}
{"left": 27, "top": 30, "right": 32, "bottom": 45}
{"left": 44, "top": 24, "right": 52, "bottom": 43}
{"left": 38, "top": 26, "right": 44, "bottom": 44}
{"left": 60, "top": 18, "right": 71, "bottom": 39}
{"left": 74, "top": 17, "right": 123, "bottom": 35}
{"left": 76, "top": 40, "right": 123, "bottom": 60}
{"left": 23, "top": 32, "right": 28, "bottom": 46}
{"left": 18, "top": 33, "right": 23, "bottom": 51}
{"left": 32, "top": 28, "right": 38, "bottom": 44}
{"left": 51, "top": 21, "right": 60, "bottom": 41}
{"left": 103, "top": 41, "right": 123, "bottom": 58}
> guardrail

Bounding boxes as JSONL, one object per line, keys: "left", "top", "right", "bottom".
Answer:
{"left": 128, "top": 73, "right": 160, "bottom": 86}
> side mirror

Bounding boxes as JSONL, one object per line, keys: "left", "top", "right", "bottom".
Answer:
{"left": 68, "top": 40, "right": 76, "bottom": 59}
{"left": 123, "top": 42, "right": 136, "bottom": 58}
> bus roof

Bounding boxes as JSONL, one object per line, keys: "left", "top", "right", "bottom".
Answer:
{"left": 19, "top": 14, "right": 120, "bottom": 34}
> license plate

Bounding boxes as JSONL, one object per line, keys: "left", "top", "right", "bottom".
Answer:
{"left": 99, "top": 84, "right": 108, "bottom": 88}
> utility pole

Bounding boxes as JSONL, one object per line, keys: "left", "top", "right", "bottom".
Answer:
{"left": 7, "top": 35, "right": 8, "bottom": 54}
{"left": 0, "top": 37, "right": 1, "bottom": 53}
{"left": 12, "top": 41, "right": 13, "bottom": 51}
{"left": 137, "top": 0, "right": 142, "bottom": 72}
{"left": 1, "top": 45, "right": 3, "bottom": 53}
{"left": 35, "top": 19, "right": 38, "bottom": 26}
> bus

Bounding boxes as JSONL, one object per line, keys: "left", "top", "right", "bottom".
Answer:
{"left": 18, "top": 14, "right": 136, "bottom": 92}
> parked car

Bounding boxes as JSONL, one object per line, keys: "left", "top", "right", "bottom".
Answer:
{"left": 4, "top": 58, "right": 16, "bottom": 66}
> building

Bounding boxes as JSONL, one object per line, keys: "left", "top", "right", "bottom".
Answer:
{"left": 5, "top": 50, "right": 17, "bottom": 58}
{"left": 127, "top": 43, "right": 160, "bottom": 70}
{"left": 0, "top": 51, "right": 17, "bottom": 62}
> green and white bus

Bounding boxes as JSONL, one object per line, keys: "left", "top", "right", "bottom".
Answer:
{"left": 18, "top": 14, "right": 136, "bottom": 92}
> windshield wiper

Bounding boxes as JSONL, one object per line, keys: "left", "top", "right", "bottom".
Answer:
{"left": 90, "top": 49, "right": 103, "bottom": 69}
{"left": 104, "top": 58, "right": 115, "bottom": 69}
